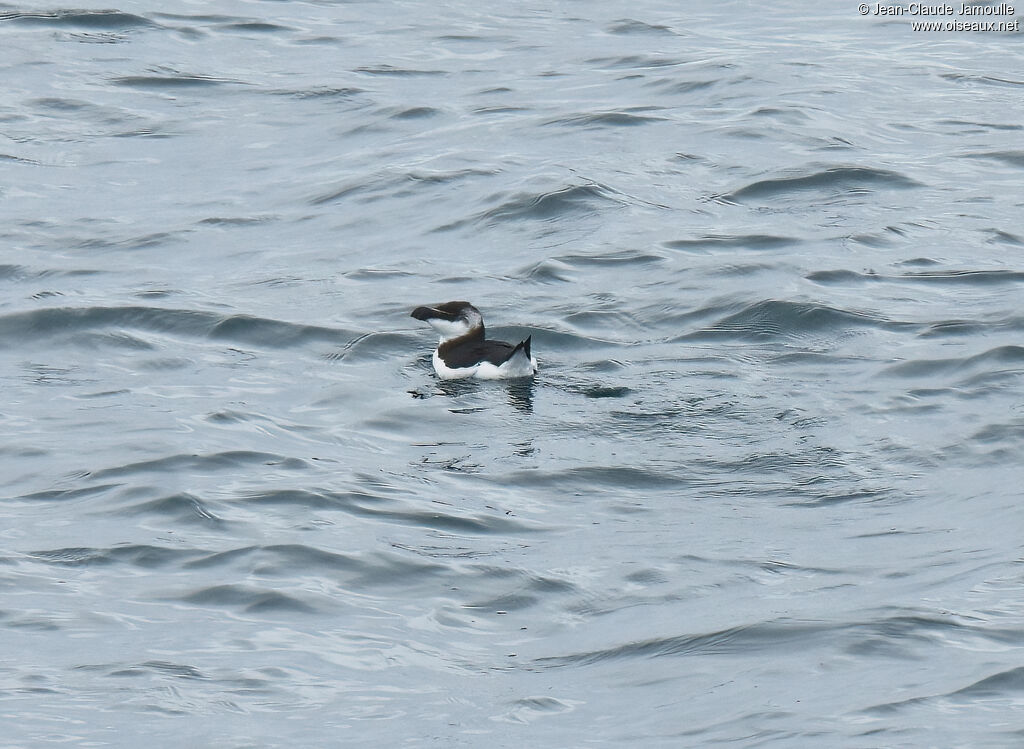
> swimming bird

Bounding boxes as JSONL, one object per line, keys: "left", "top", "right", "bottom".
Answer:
{"left": 411, "top": 301, "right": 537, "bottom": 380}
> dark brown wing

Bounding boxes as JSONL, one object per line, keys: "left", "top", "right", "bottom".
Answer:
{"left": 439, "top": 337, "right": 529, "bottom": 369}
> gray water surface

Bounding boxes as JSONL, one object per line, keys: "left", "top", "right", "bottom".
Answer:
{"left": 2, "top": 2, "right": 1023, "bottom": 747}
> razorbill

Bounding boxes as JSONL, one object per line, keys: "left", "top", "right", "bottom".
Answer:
{"left": 411, "top": 301, "right": 537, "bottom": 380}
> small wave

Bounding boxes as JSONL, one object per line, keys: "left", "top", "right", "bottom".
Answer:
{"left": 681, "top": 299, "right": 899, "bottom": 341}
{"left": 807, "top": 268, "right": 1024, "bottom": 286}
{"left": 805, "top": 269, "right": 877, "bottom": 284}
{"left": 543, "top": 611, "right": 1010, "bottom": 671}
{"left": 219, "top": 21, "right": 291, "bottom": 33}
{"left": 950, "top": 666, "right": 1024, "bottom": 698}
{"left": 0, "top": 263, "right": 99, "bottom": 280}
{"left": 353, "top": 65, "right": 445, "bottom": 76}
{"left": 387, "top": 106, "right": 440, "bottom": 120}
{"left": 649, "top": 79, "right": 717, "bottom": 95}
{"left": 987, "top": 229, "right": 1024, "bottom": 245}
{"left": 0, "top": 305, "right": 354, "bottom": 349}
{"left": 185, "top": 545, "right": 445, "bottom": 589}
{"left": 236, "top": 489, "right": 536, "bottom": 534}
{"left": 537, "top": 620, "right": 829, "bottom": 667}
{"left": 554, "top": 250, "right": 665, "bottom": 267}
{"left": 917, "top": 320, "right": 996, "bottom": 338}
{"left": 970, "top": 420, "right": 1024, "bottom": 445}
{"left": 196, "top": 215, "right": 276, "bottom": 226}
{"left": 152, "top": 12, "right": 248, "bottom": 23}
{"left": 502, "top": 465, "right": 683, "bottom": 490}
{"left": 0, "top": 153, "right": 42, "bottom": 165}
{"left": 782, "top": 486, "right": 897, "bottom": 507}
{"left": 27, "top": 547, "right": 113, "bottom": 566}
{"left": 721, "top": 166, "right": 921, "bottom": 203}
{"left": 463, "top": 568, "right": 578, "bottom": 612}
{"left": 310, "top": 181, "right": 367, "bottom": 205}
{"left": 274, "top": 86, "right": 364, "bottom": 100}
{"left": 749, "top": 105, "right": 811, "bottom": 124}
{"left": 476, "top": 183, "right": 624, "bottom": 224}
{"left": 114, "top": 661, "right": 207, "bottom": 679}
{"left": 544, "top": 111, "right": 665, "bottom": 128}
{"left": 407, "top": 168, "right": 498, "bottom": 183}
{"left": 0, "top": 263, "right": 28, "bottom": 279}
{"left": 517, "top": 258, "right": 575, "bottom": 283}
{"left": 0, "top": 306, "right": 201, "bottom": 342}
{"left": 664, "top": 234, "right": 798, "bottom": 253}
{"left": 312, "top": 167, "right": 492, "bottom": 207}
{"left": 0, "top": 10, "right": 156, "bottom": 29}
{"left": 964, "top": 149, "right": 1024, "bottom": 168}
{"left": 882, "top": 345, "right": 1024, "bottom": 378}
{"left": 123, "top": 492, "right": 225, "bottom": 525}
{"left": 90, "top": 450, "right": 308, "bottom": 480}
{"left": 435, "top": 32, "right": 512, "bottom": 43}
{"left": 28, "top": 544, "right": 198, "bottom": 568}
{"left": 183, "top": 544, "right": 362, "bottom": 573}
{"left": 175, "top": 584, "right": 318, "bottom": 614}
{"left": 17, "top": 483, "right": 121, "bottom": 502}
{"left": 31, "top": 97, "right": 102, "bottom": 113}
{"left": 82, "top": 331, "right": 158, "bottom": 351}
{"left": 586, "top": 54, "right": 687, "bottom": 70}
{"left": 342, "top": 267, "right": 416, "bottom": 280}
{"left": 941, "top": 73, "right": 1024, "bottom": 88}
{"left": 113, "top": 73, "right": 248, "bottom": 89}
{"left": 606, "top": 19, "right": 677, "bottom": 35}
{"left": 941, "top": 119, "right": 1022, "bottom": 132}
{"left": 864, "top": 663, "right": 1024, "bottom": 716}
{"left": 561, "top": 309, "right": 639, "bottom": 338}
{"left": 471, "top": 104, "right": 528, "bottom": 115}
{"left": 499, "top": 696, "right": 576, "bottom": 724}
{"left": 75, "top": 230, "right": 182, "bottom": 250}
{"left": 209, "top": 313, "right": 352, "bottom": 347}
{"left": 330, "top": 331, "right": 420, "bottom": 363}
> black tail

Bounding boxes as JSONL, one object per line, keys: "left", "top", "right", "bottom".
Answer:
{"left": 508, "top": 335, "right": 531, "bottom": 362}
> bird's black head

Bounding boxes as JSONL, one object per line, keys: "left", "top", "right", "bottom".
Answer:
{"left": 411, "top": 301, "right": 483, "bottom": 341}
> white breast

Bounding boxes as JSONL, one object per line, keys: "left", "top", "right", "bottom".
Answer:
{"left": 433, "top": 349, "right": 478, "bottom": 380}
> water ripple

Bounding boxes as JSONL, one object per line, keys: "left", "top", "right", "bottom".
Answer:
{"left": 680, "top": 299, "right": 905, "bottom": 341}
{"left": 176, "top": 584, "right": 318, "bottom": 614}
{"left": 807, "top": 268, "right": 1024, "bottom": 285}
{"left": 544, "top": 111, "right": 666, "bottom": 128}
{"left": 90, "top": 451, "right": 308, "bottom": 480}
{"left": 664, "top": 234, "right": 799, "bottom": 253}
{"left": 882, "top": 345, "right": 1024, "bottom": 379}
{"left": 235, "top": 489, "right": 539, "bottom": 534}
{"left": 0, "top": 10, "right": 157, "bottom": 29}
{"left": 721, "top": 166, "right": 921, "bottom": 203}
{"left": 0, "top": 306, "right": 354, "bottom": 349}
{"left": 476, "top": 183, "right": 624, "bottom": 224}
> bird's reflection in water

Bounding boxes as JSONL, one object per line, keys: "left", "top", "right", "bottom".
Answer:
{"left": 435, "top": 377, "right": 477, "bottom": 400}
{"left": 505, "top": 378, "right": 534, "bottom": 415}
{"left": 411, "top": 376, "right": 535, "bottom": 415}
{"left": 408, "top": 377, "right": 536, "bottom": 458}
